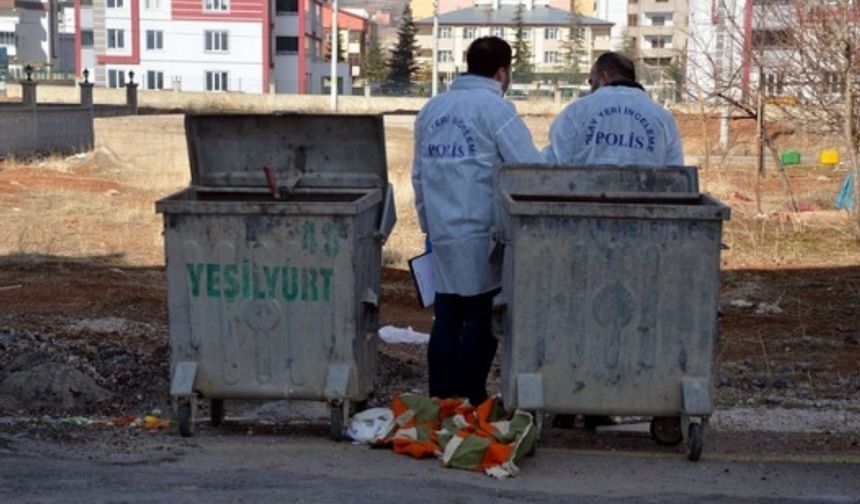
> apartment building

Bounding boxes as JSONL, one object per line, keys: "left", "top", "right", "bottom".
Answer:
{"left": 75, "top": 0, "right": 349, "bottom": 94}
{"left": 414, "top": 0, "right": 612, "bottom": 81}
{"left": 0, "top": 0, "right": 15, "bottom": 69}
{"left": 593, "top": 0, "right": 688, "bottom": 78}
{"left": 685, "top": 0, "right": 744, "bottom": 99}
{"left": 0, "top": 0, "right": 76, "bottom": 71}
{"left": 322, "top": 6, "right": 372, "bottom": 81}
{"left": 626, "top": 0, "right": 688, "bottom": 67}
{"left": 410, "top": 0, "right": 570, "bottom": 20}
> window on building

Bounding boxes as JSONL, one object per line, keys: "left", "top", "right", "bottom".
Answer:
{"left": 763, "top": 72, "right": 784, "bottom": 96}
{"left": 439, "top": 26, "right": 452, "bottom": 38}
{"left": 439, "top": 50, "right": 453, "bottom": 62}
{"left": 107, "top": 69, "right": 126, "bottom": 88}
{"left": 276, "top": 36, "right": 299, "bottom": 54}
{"left": 205, "top": 31, "right": 229, "bottom": 52}
{"left": 656, "top": 0, "right": 668, "bottom": 2}
{"left": 519, "top": 28, "right": 531, "bottom": 39}
{"left": 643, "top": 57, "right": 672, "bottom": 66}
{"left": 544, "top": 27, "right": 559, "bottom": 40}
{"left": 81, "top": 0, "right": 93, "bottom": 5}
{"left": 752, "top": 29, "right": 792, "bottom": 49}
{"left": 0, "top": 31, "right": 16, "bottom": 45}
{"left": 490, "top": 26, "right": 504, "bottom": 38}
{"left": 107, "top": 0, "right": 124, "bottom": 8}
{"left": 463, "top": 27, "right": 477, "bottom": 39}
{"left": 544, "top": 51, "right": 558, "bottom": 63}
{"left": 204, "top": 0, "right": 229, "bottom": 12}
{"left": 823, "top": 72, "right": 844, "bottom": 95}
{"left": 461, "top": 50, "right": 467, "bottom": 63}
{"left": 206, "top": 71, "right": 229, "bottom": 91}
{"left": 648, "top": 36, "right": 670, "bottom": 49}
{"left": 651, "top": 15, "right": 665, "bottom": 26}
{"left": 628, "top": 14, "right": 637, "bottom": 26}
{"left": 107, "top": 29, "right": 125, "bottom": 49}
{"left": 146, "top": 30, "right": 163, "bottom": 50}
{"left": 276, "top": 0, "right": 299, "bottom": 14}
{"left": 629, "top": 0, "right": 638, "bottom": 3}
{"left": 144, "top": 0, "right": 161, "bottom": 9}
{"left": 80, "top": 30, "right": 94, "bottom": 46}
{"left": 146, "top": 70, "right": 164, "bottom": 90}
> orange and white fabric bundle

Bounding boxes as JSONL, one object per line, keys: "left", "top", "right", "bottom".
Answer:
{"left": 375, "top": 393, "right": 537, "bottom": 479}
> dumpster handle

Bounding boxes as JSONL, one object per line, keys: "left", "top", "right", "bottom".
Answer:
{"left": 263, "top": 165, "right": 303, "bottom": 200}
{"left": 263, "top": 165, "right": 279, "bottom": 200}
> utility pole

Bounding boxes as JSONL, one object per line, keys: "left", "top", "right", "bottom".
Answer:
{"left": 718, "top": 0, "right": 732, "bottom": 151}
{"left": 330, "top": 0, "right": 339, "bottom": 112}
{"left": 755, "top": 65, "right": 765, "bottom": 216}
{"left": 432, "top": 0, "right": 439, "bottom": 96}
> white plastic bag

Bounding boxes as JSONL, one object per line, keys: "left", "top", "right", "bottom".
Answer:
{"left": 346, "top": 407, "right": 395, "bottom": 444}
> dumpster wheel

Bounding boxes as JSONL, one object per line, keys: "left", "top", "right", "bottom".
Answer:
{"left": 177, "top": 401, "right": 194, "bottom": 438}
{"left": 329, "top": 401, "right": 349, "bottom": 441}
{"left": 686, "top": 423, "right": 703, "bottom": 462}
{"left": 210, "top": 399, "right": 225, "bottom": 427}
{"left": 650, "top": 416, "right": 683, "bottom": 446}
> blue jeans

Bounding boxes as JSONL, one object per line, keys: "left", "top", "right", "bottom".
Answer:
{"left": 428, "top": 289, "right": 499, "bottom": 405}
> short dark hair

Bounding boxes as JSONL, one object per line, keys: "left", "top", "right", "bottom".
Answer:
{"left": 466, "top": 36, "right": 512, "bottom": 77}
{"left": 594, "top": 52, "right": 637, "bottom": 82}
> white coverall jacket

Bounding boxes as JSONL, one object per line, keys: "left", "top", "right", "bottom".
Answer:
{"left": 542, "top": 84, "right": 684, "bottom": 166}
{"left": 412, "top": 74, "right": 540, "bottom": 296}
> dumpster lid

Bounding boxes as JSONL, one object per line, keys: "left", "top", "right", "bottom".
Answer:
{"left": 185, "top": 113, "right": 388, "bottom": 189}
{"left": 498, "top": 164, "right": 699, "bottom": 196}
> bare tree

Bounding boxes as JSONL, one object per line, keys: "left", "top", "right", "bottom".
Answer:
{"left": 767, "top": 0, "right": 860, "bottom": 231}
{"left": 687, "top": 0, "right": 860, "bottom": 228}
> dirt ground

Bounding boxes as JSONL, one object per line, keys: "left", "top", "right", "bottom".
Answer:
{"left": 0, "top": 113, "right": 858, "bottom": 461}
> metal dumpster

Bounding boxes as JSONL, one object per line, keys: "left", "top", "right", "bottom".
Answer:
{"left": 155, "top": 113, "right": 396, "bottom": 439}
{"left": 496, "top": 164, "right": 730, "bottom": 461}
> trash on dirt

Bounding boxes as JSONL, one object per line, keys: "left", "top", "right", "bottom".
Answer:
{"left": 347, "top": 407, "right": 394, "bottom": 444}
{"left": 729, "top": 299, "right": 754, "bottom": 308}
{"left": 379, "top": 326, "right": 430, "bottom": 345}
{"left": 756, "top": 302, "right": 784, "bottom": 315}
{"left": 67, "top": 317, "right": 129, "bottom": 334}
{"left": 63, "top": 416, "right": 93, "bottom": 426}
{"left": 143, "top": 415, "right": 171, "bottom": 431}
{"left": 110, "top": 415, "right": 141, "bottom": 427}
{"left": 376, "top": 394, "right": 536, "bottom": 479}
{"left": 729, "top": 191, "right": 752, "bottom": 202}
{"left": 816, "top": 176, "right": 832, "bottom": 182}
{"left": 0, "top": 284, "right": 22, "bottom": 291}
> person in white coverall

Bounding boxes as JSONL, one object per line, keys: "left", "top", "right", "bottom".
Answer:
{"left": 543, "top": 51, "right": 684, "bottom": 167}
{"left": 412, "top": 36, "right": 540, "bottom": 405}
{"left": 545, "top": 51, "right": 685, "bottom": 430}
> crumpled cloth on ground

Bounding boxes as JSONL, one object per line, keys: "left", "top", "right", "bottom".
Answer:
{"left": 376, "top": 393, "right": 537, "bottom": 479}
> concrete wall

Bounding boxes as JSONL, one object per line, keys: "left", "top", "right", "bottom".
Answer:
{"left": 0, "top": 107, "right": 94, "bottom": 157}
{"left": 3, "top": 83, "right": 566, "bottom": 115}
{"left": 93, "top": 114, "right": 190, "bottom": 183}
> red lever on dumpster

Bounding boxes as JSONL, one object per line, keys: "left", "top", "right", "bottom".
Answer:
{"left": 263, "top": 165, "right": 279, "bottom": 200}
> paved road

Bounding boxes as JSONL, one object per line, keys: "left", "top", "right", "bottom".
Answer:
{"left": 2, "top": 429, "right": 858, "bottom": 504}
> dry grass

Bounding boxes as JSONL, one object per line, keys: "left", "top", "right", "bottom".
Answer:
{"left": 0, "top": 112, "right": 857, "bottom": 271}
